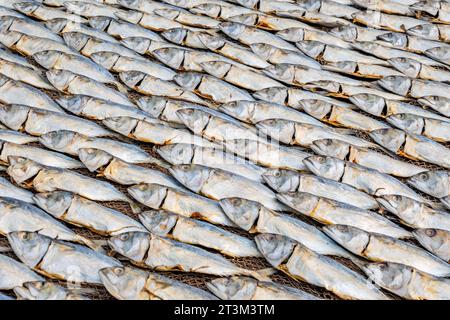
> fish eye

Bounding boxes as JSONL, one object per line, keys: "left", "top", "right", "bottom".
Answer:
{"left": 185, "top": 109, "right": 194, "bottom": 115}
{"left": 21, "top": 232, "right": 31, "bottom": 241}
{"left": 317, "top": 157, "right": 326, "bottom": 163}
{"left": 113, "top": 267, "right": 125, "bottom": 276}
{"left": 231, "top": 198, "right": 241, "bottom": 206}
{"left": 324, "top": 140, "right": 332, "bottom": 146}
{"left": 379, "top": 262, "right": 388, "bottom": 270}
{"left": 181, "top": 164, "right": 190, "bottom": 171}
{"left": 425, "top": 229, "right": 436, "bottom": 237}
{"left": 274, "top": 170, "right": 281, "bottom": 177}
{"left": 399, "top": 58, "right": 406, "bottom": 63}
{"left": 398, "top": 114, "right": 406, "bottom": 119}
{"left": 419, "top": 173, "right": 429, "bottom": 181}
{"left": 119, "top": 233, "right": 130, "bottom": 241}
{"left": 393, "top": 195, "right": 401, "bottom": 201}
{"left": 337, "top": 225, "right": 347, "bottom": 231}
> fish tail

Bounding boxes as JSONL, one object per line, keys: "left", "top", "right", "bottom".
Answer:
{"left": 247, "top": 267, "right": 277, "bottom": 282}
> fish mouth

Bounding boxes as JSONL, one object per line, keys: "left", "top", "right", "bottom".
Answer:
{"left": 375, "top": 197, "right": 397, "bottom": 214}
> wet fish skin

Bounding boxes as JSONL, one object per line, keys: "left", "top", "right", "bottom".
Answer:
{"left": 255, "top": 233, "right": 388, "bottom": 300}
{"left": 362, "top": 262, "right": 450, "bottom": 300}
{"left": 127, "top": 183, "right": 233, "bottom": 226}
{"left": 100, "top": 266, "right": 217, "bottom": 300}
{"left": 139, "top": 209, "right": 261, "bottom": 257}
{"left": 0, "top": 254, "right": 43, "bottom": 290}
{"left": 323, "top": 225, "right": 450, "bottom": 277}
{"left": 7, "top": 231, "right": 121, "bottom": 284}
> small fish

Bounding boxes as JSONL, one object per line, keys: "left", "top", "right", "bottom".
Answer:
{"left": 0, "top": 254, "right": 43, "bottom": 290}
{"left": 8, "top": 231, "right": 121, "bottom": 284}
{"left": 207, "top": 276, "right": 318, "bottom": 300}
{"left": 255, "top": 233, "right": 388, "bottom": 300}
{"left": 377, "top": 32, "right": 449, "bottom": 54}
{"left": 0, "top": 58, "right": 53, "bottom": 90}
{"left": 351, "top": 0, "right": 412, "bottom": 15}
{"left": 425, "top": 46, "right": 450, "bottom": 66}
{"left": 370, "top": 128, "right": 450, "bottom": 169}
{"left": 139, "top": 209, "right": 261, "bottom": 257}
{"left": 324, "top": 60, "right": 402, "bottom": 79}
{"left": 154, "top": 7, "right": 220, "bottom": 28}
{"left": 100, "top": 266, "right": 217, "bottom": 300}
{"left": 190, "top": 2, "right": 254, "bottom": 20}
{"left": 0, "top": 75, "right": 64, "bottom": 113}
{"left": 263, "top": 170, "right": 379, "bottom": 209}
{"left": 219, "top": 197, "right": 356, "bottom": 259}
{"left": 388, "top": 57, "right": 450, "bottom": 82}
{"left": 13, "top": 1, "right": 88, "bottom": 22}
{"left": 413, "top": 228, "right": 449, "bottom": 262}
{"left": 303, "top": 155, "right": 430, "bottom": 204}
{"left": 0, "top": 104, "right": 113, "bottom": 137}
{"left": 108, "top": 232, "right": 272, "bottom": 280}
{"left": 407, "top": 171, "right": 450, "bottom": 199}
{"left": 407, "top": 22, "right": 450, "bottom": 42}
{"left": 170, "top": 164, "right": 289, "bottom": 211}
{"left": 299, "top": 100, "right": 390, "bottom": 131}
{"left": 277, "top": 27, "right": 352, "bottom": 49}
{"left": 311, "top": 139, "right": 427, "bottom": 178}
{"left": 277, "top": 192, "right": 411, "bottom": 238}
{"left": 0, "top": 176, "right": 34, "bottom": 203}
{"left": 227, "top": 12, "right": 314, "bottom": 31}
{"left": 352, "top": 10, "right": 430, "bottom": 32}
{"left": 0, "top": 129, "right": 38, "bottom": 144}
{"left": 387, "top": 113, "right": 450, "bottom": 142}
{"left": 161, "top": 27, "right": 223, "bottom": 49}
{"left": 330, "top": 25, "right": 390, "bottom": 42}
{"left": 128, "top": 183, "right": 233, "bottom": 226}
{"left": 64, "top": 1, "right": 126, "bottom": 18}
{"left": 275, "top": 10, "right": 354, "bottom": 29}
{"left": 34, "top": 191, "right": 147, "bottom": 236}
{"left": 46, "top": 69, "right": 135, "bottom": 107}
{"left": 411, "top": 0, "right": 450, "bottom": 24}
{"left": 14, "top": 281, "right": 89, "bottom": 300}
{"left": 0, "top": 16, "right": 63, "bottom": 43}
{"left": 121, "top": 37, "right": 180, "bottom": 56}
{"left": 378, "top": 76, "right": 450, "bottom": 99}
{"left": 362, "top": 262, "right": 450, "bottom": 300}
{"left": 156, "top": 143, "right": 265, "bottom": 182}
{"left": 323, "top": 225, "right": 450, "bottom": 277}
{"left": 0, "top": 46, "right": 40, "bottom": 71}
{"left": 418, "top": 96, "right": 450, "bottom": 117}
{"left": 115, "top": 10, "right": 197, "bottom": 32}
{"left": 46, "top": 18, "right": 119, "bottom": 43}
{"left": 377, "top": 194, "right": 450, "bottom": 231}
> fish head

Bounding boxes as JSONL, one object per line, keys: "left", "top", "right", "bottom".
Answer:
{"left": 199, "top": 61, "right": 231, "bottom": 78}
{"left": 253, "top": 87, "right": 287, "bottom": 105}
{"left": 13, "top": 2, "right": 39, "bottom": 14}
{"left": 120, "top": 37, "right": 150, "bottom": 54}
{"left": 32, "top": 50, "right": 63, "bottom": 70}
{"left": 263, "top": 64, "right": 295, "bottom": 83}
{"left": 322, "top": 224, "right": 370, "bottom": 255}
{"left": 119, "top": 70, "right": 146, "bottom": 88}
{"left": 413, "top": 228, "right": 447, "bottom": 254}
{"left": 14, "top": 281, "right": 69, "bottom": 300}
{"left": 190, "top": 4, "right": 221, "bottom": 18}
{"left": 0, "top": 104, "right": 29, "bottom": 130}
{"left": 114, "top": 9, "right": 143, "bottom": 24}
{"left": 62, "top": 32, "right": 90, "bottom": 52}
{"left": 198, "top": 33, "right": 226, "bottom": 52}
{"left": 233, "top": 0, "right": 258, "bottom": 8}
{"left": 90, "top": 51, "right": 121, "bottom": 70}
{"left": 303, "top": 155, "right": 345, "bottom": 181}
{"left": 311, "top": 139, "right": 350, "bottom": 159}
{"left": 349, "top": 93, "right": 385, "bottom": 116}
{"left": 39, "top": 130, "right": 77, "bottom": 151}
{"left": 378, "top": 76, "right": 411, "bottom": 96}
{"left": 254, "top": 233, "right": 296, "bottom": 267}
{"left": 262, "top": 169, "right": 300, "bottom": 193}
{"left": 46, "top": 69, "right": 76, "bottom": 91}
{"left": 418, "top": 96, "right": 449, "bottom": 115}
{"left": 127, "top": 184, "right": 168, "bottom": 208}
{"left": 295, "top": 40, "right": 325, "bottom": 59}
{"left": 352, "top": 10, "right": 380, "bottom": 26}
{"left": 7, "top": 231, "right": 51, "bottom": 268}
{"left": 108, "top": 231, "right": 150, "bottom": 262}
{"left": 330, "top": 26, "right": 357, "bottom": 42}
{"left": 152, "top": 47, "right": 185, "bottom": 70}
{"left": 159, "top": 0, "right": 188, "bottom": 7}
{"left": 299, "top": 99, "right": 332, "bottom": 119}
{"left": 377, "top": 32, "right": 407, "bottom": 48}
{"left": 227, "top": 13, "right": 258, "bottom": 26}
{"left": 276, "top": 28, "right": 304, "bottom": 42}
{"left": 102, "top": 117, "right": 138, "bottom": 136}
{"left": 207, "top": 277, "right": 257, "bottom": 300}
{"left": 388, "top": 57, "right": 421, "bottom": 78}
{"left": 425, "top": 46, "right": 449, "bottom": 61}
{"left": 219, "top": 197, "right": 261, "bottom": 231}
{"left": 256, "top": 119, "right": 295, "bottom": 144}
{"left": 386, "top": 113, "right": 423, "bottom": 134}
{"left": 168, "top": 164, "right": 211, "bottom": 193}
{"left": 33, "top": 191, "right": 74, "bottom": 219}
{"left": 64, "top": 1, "right": 89, "bottom": 13}
{"left": 88, "top": 16, "right": 112, "bottom": 31}
{"left": 219, "top": 22, "right": 246, "bottom": 40}
{"left": 78, "top": 148, "right": 113, "bottom": 172}
{"left": 276, "top": 191, "right": 319, "bottom": 215}
{"left": 249, "top": 43, "right": 276, "bottom": 60}
{"left": 156, "top": 143, "right": 194, "bottom": 164}
{"left": 7, "top": 156, "right": 42, "bottom": 184}
{"left": 161, "top": 28, "right": 187, "bottom": 44}
{"left": 136, "top": 96, "right": 167, "bottom": 117}
{"left": 407, "top": 24, "right": 439, "bottom": 40}
{"left": 219, "top": 100, "right": 255, "bottom": 122}
{"left": 296, "top": 0, "right": 321, "bottom": 11}
{"left": 44, "top": 18, "right": 68, "bottom": 33}
{"left": 138, "top": 210, "right": 177, "bottom": 236}
{"left": 117, "top": 0, "right": 141, "bottom": 8}
{"left": 154, "top": 8, "right": 180, "bottom": 20}
{"left": 176, "top": 108, "right": 210, "bottom": 133}
{"left": 0, "top": 16, "right": 15, "bottom": 32}
{"left": 362, "top": 262, "right": 412, "bottom": 295}
{"left": 377, "top": 195, "right": 421, "bottom": 222}
{"left": 368, "top": 128, "right": 405, "bottom": 153}
{"left": 99, "top": 266, "right": 148, "bottom": 300}
{"left": 407, "top": 171, "right": 449, "bottom": 198}
{"left": 173, "top": 72, "right": 202, "bottom": 89}
{"left": 56, "top": 95, "right": 90, "bottom": 114}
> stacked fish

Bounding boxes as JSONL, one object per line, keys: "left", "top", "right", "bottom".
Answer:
{"left": 0, "top": 0, "right": 449, "bottom": 301}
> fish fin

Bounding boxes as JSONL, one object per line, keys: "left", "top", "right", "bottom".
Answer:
{"left": 249, "top": 267, "right": 277, "bottom": 282}
{"left": 130, "top": 201, "right": 142, "bottom": 214}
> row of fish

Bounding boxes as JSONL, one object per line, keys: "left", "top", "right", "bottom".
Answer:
{"left": 0, "top": 0, "right": 449, "bottom": 300}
